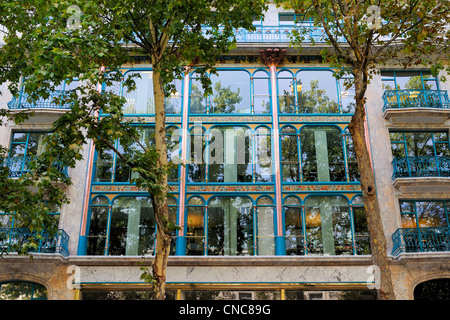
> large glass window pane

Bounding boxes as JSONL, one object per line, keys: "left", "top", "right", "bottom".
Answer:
{"left": 345, "top": 129, "right": 360, "bottom": 181}
{"left": 186, "top": 197, "right": 205, "bottom": 255}
{"left": 210, "top": 71, "right": 251, "bottom": 114}
{"left": 305, "top": 196, "right": 352, "bottom": 255}
{"left": 189, "top": 78, "right": 207, "bottom": 114}
{"left": 109, "top": 197, "right": 155, "bottom": 256}
{"left": 297, "top": 70, "right": 339, "bottom": 113}
{"left": 253, "top": 71, "right": 271, "bottom": 114}
{"left": 278, "top": 71, "right": 295, "bottom": 113}
{"left": 301, "top": 126, "right": 345, "bottom": 182}
{"left": 256, "top": 197, "right": 275, "bottom": 255}
{"left": 87, "top": 197, "right": 109, "bottom": 255}
{"left": 208, "top": 197, "right": 253, "bottom": 256}
{"left": 284, "top": 196, "right": 304, "bottom": 255}
{"left": 280, "top": 126, "right": 299, "bottom": 182}
{"left": 340, "top": 77, "right": 356, "bottom": 113}
{"left": 415, "top": 201, "right": 447, "bottom": 228}
{"left": 352, "top": 196, "right": 370, "bottom": 255}
{"left": 122, "top": 71, "right": 155, "bottom": 114}
{"left": 255, "top": 127, "right": 272, "bottom": 182}
{"left": 165, "top": 78, "right": 183, "bottom": 114}
{"left": 208, "top": 126, "right": 252, "bottom": 183}
{"left": 188, "top": 126, "right": 206, "bottom": 182}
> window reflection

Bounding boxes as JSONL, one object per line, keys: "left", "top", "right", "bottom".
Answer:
{"left": 208, "top": 196, "right": 253, "bottom": 256}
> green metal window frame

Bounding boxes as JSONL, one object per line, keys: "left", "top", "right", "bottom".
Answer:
{"left": 279, "top": 124, "right": 356, "bottom": 183}
{"left": 86, "top": 194, "right": 178, "bottom": 256}
{"left": 282, "top": 194, "right": 370, "bottom": 256}
{"left": 399, "top": 199, "right": 450, "bottom": 229}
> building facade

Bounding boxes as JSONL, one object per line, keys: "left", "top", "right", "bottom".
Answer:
{"left": 0, "top": 4, "right": 449, "bottom": 300}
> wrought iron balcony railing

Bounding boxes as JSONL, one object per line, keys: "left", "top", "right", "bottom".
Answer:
{"left": 0, "top": 228, "right": 69, "bottom": 257}
{"left": 392, "top": 227, "right": 450, "bottom": 256}
{"left": 2, "top": 156, "right": 69, "bottom": 178}
{"left": 7, "top": 90, "right": 73, "bottom": 110}
{"left": 200, "top": 25, "right": 344, "bottom": 43}
{"left": 382, "top": 89, "right": 450, "bottom": 112}
{"left": 391, "top": 156, "right": 450, "bottom": 179}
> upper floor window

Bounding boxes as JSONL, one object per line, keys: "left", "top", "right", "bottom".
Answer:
{"left": 278, "top": 13, "right": 314, "bottom": 27}
{"left": 381, "top": 70, "right": 438, "bottom": 91}
{"left": 94, "top": 125, "right": 181, "bottom": 183}
{"left": 188, "top": 125, "right": 271, "bottom": 183}
{"left": 399, "top": 200, "right": 449, "bottom": 229}
{"left": 6, "top": 132, "right": 49, "bottom": 178}
{"left": 278, "top": 70, "right": 352, "bottom": 114}
{"left": 189, "top": 70, "right": 268, "bottom": 114}
{"left": 389, "top": 131, "right": 450, "bottom": 158}
{"left": 103, "top": 70, "right": 183, "bottom": 115}
{"left": 280, "top": 125, "right": 351, "bottom": 182}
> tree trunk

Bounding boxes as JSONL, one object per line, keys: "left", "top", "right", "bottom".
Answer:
{"left": 348, "top": 72, "right": 396, "bottom": 300}
{"left": 151, "top": 67, "right": 171, "bottom": 300}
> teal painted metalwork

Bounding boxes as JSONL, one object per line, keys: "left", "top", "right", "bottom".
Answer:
{"left": 382, "top": 89, "right": 450, "bottom": 112}
{"left": 0, "top": 228, "right": 69, "bottom": 257}
{"left": 392, "top": 227, "right": 450, "bottom": 256}
{"left": 391, "top": 156, "right": 450, "bottom": 179}
{"left": 3, "top": 156, "right": 69, "bottom": 178}
{"left": 7, "top": 90, "right": 73, "bottom": 110}
{"left": 200, "top": 25, "right": 343, "bottom": 43}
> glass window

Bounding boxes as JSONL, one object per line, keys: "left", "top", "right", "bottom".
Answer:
{"left": 256, "top": 196, "right": 275, "bottom": 255}
{"left": 253, "top": 71, "right": 271, "bottom": 114}
{"left": 210, "top": 70, "right": 251, "bottom": 114}
{"left": 296, "top": 70, "right": 339, "bottom": 114}
{"left": 284, "top": 196, "right": 304, "bottom": 255}
{"left": 87, "top": 196, "right": 109, "bottom": 255}
{"left": 255, "top": 127, "right": 272, "bottom": 182}
{"left": 94, "top": 126, "right": 181, "bottom": 183}
{"left": 304, "top": 196, "right": 352, "bottom": 255}
{"left": 207, "top": 196, "right": 253, "bottom": 256}
{"left": 0, "top": 282, "right": 48, "bottom": 300}
{"left": 381, "top": 70, "right": 438, "bottom": 90}
{"left": 278, "top": 71, "right": 295, "bottom": 113}
{"left": 7, "top": 132, "right": 50, "bottom": 178}
{"left": 109, "top": 196, "right": 155, "bottom": 256}
{"left": 189, "top": 70, "right": 251, "bottom": 114}
{"left": 352, "top": 196, "right": 370, "bottom": 255}
{"left": 280, "top": 126, "right": 299, "bottom": 182}
{"left": 186, "top": 197, "right": 205, "bottom": 255}
{"left": 345, "top": 128, "right": 360, "bottom": 181}
{"left": 389, "top": 131, "right": 450, "bottom": 158}
{"left": 188, "top": 126, "right": 206, "bottom": 183}
{"left": 301, "top": 126, "right": 346, "bottom": 182}
{"left": 122, "top": 71, "right": 155, "bottom": 114}
{"left": 208, "top": 126, "right": 252, "bottom": 183}
{"left": 399, "top": 200, "right": 449, "bottom": 229}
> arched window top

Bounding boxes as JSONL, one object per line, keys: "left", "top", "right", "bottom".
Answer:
{"left": 168, "top": 197, "right": 178, "bottom": 206}
{"left": 352, "top": 195, "right": 364, "bottom": 205}
{"left": 91, "top": 196, "right": 109, "bottom": 206}
{"left": 257, "top": 196, "right": 274, "bottom": 206}
{"left": 278, "top": 70, "right": 294, "bottom": 78}
{"left": 281, "top": 125, "right": 297, "bottom": 134}
{"left": 0, "top": 281, "right": 48, "bottom": 300}
{"left": 284, "top": 196, "right": 302, "bottom": 206}
{"left": 188, "top": 196, "right": 205, "bottom": 206}
{"left": 300, "top": 124, "right": 342, "bottom": 134}
{"left": 255, "top": 125, "right": 272, "bottom": 134}
{"left": 253, "top": 70, "right": 270, "bottom": 78}
{"left": 304, "top": 195, "right": 349, "bottom": 206}
{"left": 208, "top": 195, "right": 253, "bottom": 207}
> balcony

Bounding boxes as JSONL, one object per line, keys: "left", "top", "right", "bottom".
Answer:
{"left": 3, "top": 156, "right": 69, "bottom": 178}
{"left": 383, "top": 89, "right": 450, "bottom": 124}
{"left": 392, "top": 156, "right": 450, "bottom": 179}
{"left": 201, "top": 25, "right": 342, "bottom": 43}
{"left": 392, "top": 227, "right": 450, "bottom": 256}
{"left": 7, "top": 90, "right": 73, "bottom": 110}
{"left": 0, "top": 228, "right": 69, "bottom": 257}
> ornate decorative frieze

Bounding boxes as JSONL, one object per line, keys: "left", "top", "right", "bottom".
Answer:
{"left": 282, "top": 184, "right": 361, "bottom": 192}
{"left": 91, "top": 184, "right": 179, "bottom": 193}
{"left": 187, "top": 185, "right": 275, "bottom": 193}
